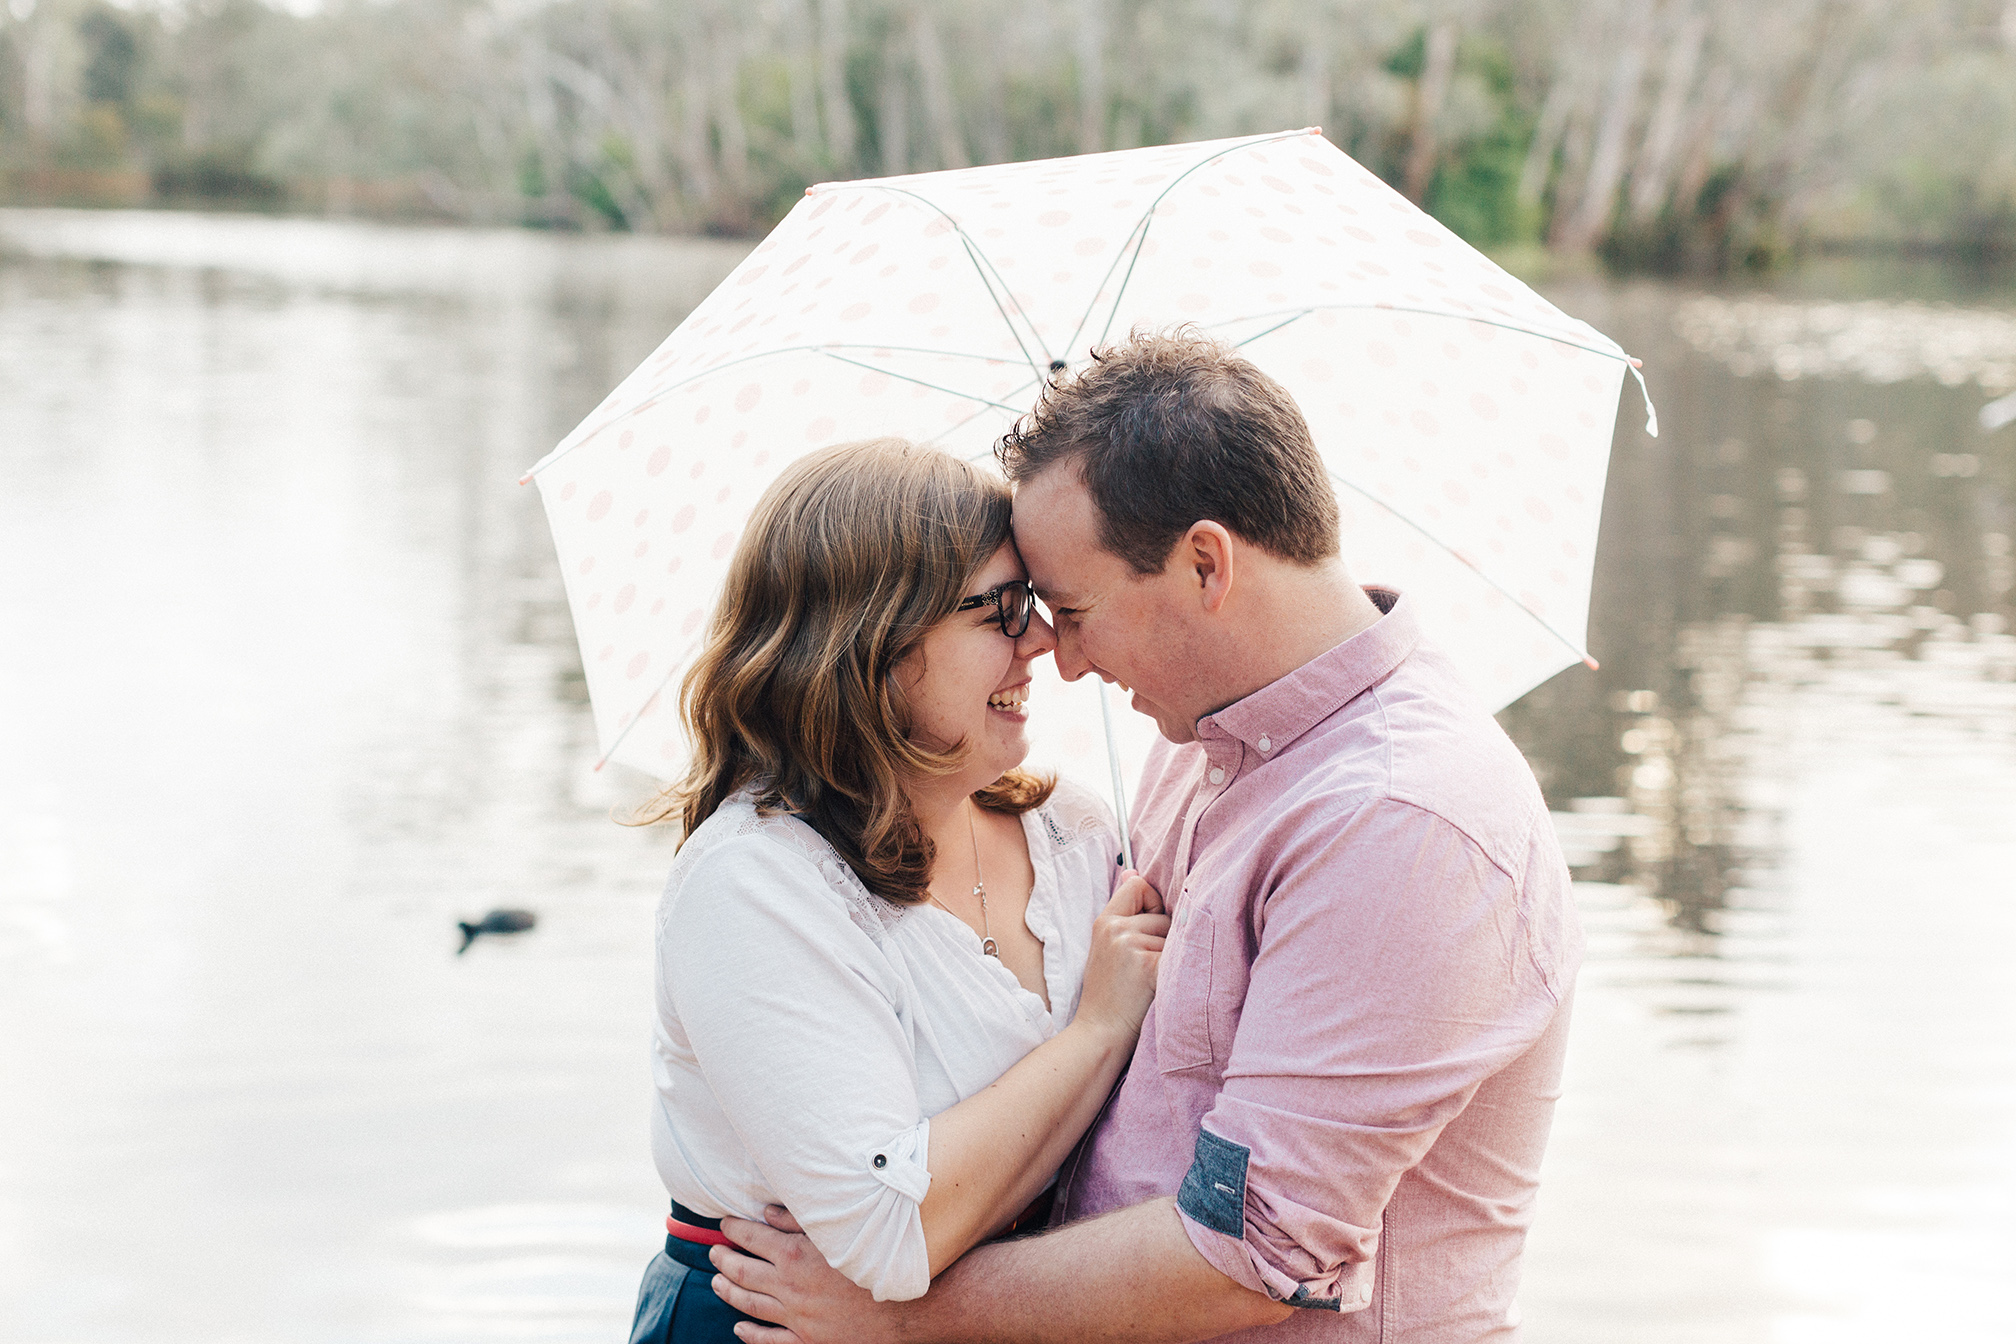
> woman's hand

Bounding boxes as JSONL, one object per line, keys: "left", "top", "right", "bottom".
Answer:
{"left": 1070, "top": 870, "right": 1169, "bottom": 1042}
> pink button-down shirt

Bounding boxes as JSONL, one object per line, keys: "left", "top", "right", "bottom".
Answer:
{"left": 1054, "top": 590, "right": 1580, "bottom": 1342}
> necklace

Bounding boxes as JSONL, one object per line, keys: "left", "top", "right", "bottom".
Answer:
{"left": 928, "top": 800, "right": 997, "bottom": 958}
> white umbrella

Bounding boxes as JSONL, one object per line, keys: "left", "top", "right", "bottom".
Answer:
{"left": 523, "top": 128, "right": 1654, "bottom": 830}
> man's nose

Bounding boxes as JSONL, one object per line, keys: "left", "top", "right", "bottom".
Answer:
{"left": 1049, "top": 622, "right": 1091, "bottom": 682}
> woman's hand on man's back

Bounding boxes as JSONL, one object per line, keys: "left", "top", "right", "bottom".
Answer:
{"left": 1073, "top": 872, "right": 1169, "bottom": 1042}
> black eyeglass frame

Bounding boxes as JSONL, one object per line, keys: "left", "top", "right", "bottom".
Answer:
{"left": 956, "top": 580, "right": 1035, "bottom": 638}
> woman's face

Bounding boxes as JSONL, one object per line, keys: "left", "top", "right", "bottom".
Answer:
{"left": 895, "top": 543, "right": 1058, "bottom": 789}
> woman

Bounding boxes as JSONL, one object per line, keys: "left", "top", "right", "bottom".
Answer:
{"left": 627, "top": 438, "right": 1167, "bottom": 1343}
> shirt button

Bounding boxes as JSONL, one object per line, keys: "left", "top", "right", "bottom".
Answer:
{"left": 873, "top": 1154, "right": 887, "bottom": 1169}
{"left": 1209, "top": 767, "right": 1225, "bottom": 784}
{"left": 1257, "top": 735, "right": 1271, "bottom": 753}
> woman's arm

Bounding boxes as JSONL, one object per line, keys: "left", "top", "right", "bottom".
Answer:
{"left": 914, "top": 873, "right": 1165, "bottom": 1274}
{"left": 665, "top": 841, "right": 1163, "bottom": 1297}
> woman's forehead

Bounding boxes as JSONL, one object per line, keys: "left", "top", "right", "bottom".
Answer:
{"left": 972, "top": 542, "right": 1026, "bottom": 586}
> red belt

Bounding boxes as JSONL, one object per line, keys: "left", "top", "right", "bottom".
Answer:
{"left": 666, "top": 1202, "right": 733, "bottom": 1246}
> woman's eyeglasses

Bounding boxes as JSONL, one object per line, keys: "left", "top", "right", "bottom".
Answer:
{"left": 956, "top": 580, "right": 1035, "bottom": 638}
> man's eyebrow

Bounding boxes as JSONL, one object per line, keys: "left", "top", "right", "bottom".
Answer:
{"left": 1031, "top": 584, "right": 1078, "bottom": 605}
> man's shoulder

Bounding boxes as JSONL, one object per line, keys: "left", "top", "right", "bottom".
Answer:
{"left": 1298, "top": 645, "right": 1553, "bottom": 871}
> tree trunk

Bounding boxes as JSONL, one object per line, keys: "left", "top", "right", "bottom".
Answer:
{"left": 878, "top": 37, "right": 910, "bottom": 176}
{"left": 780, "top": 0, "right": 825, "bottom": 165}
{"left": 1301, "top": 1, "right": 1332, "bottom": 132}
{"left": 675, "top": 29, "right": 720, "bottom": 211}
{"left": 1670, "top": 63, "right": 1732, "bottom": 220}
{"left": 18, "top": 13, "right": 56, "bottom": 142}
{"left": 1077, "top": 0, "right": 1106, "bottom": 154}
{"left": 913, "top": 7, "right": 967, "bottom": 169}
{"left": 1629, "top": 7, "right": 1707, "bottom": 223}
{"left": 976, "top": 61, "right": 1008, "bottom": 165}
{"left": 1402, "top": 19, "right": 1459, "bottom": 205}
{"left": 518, "top": 38, "right": 577, "bottom": 224}
{"left": 816, "top": 0, "right": 856, "bottom": 171}
{"left": 1556, "top": 0, "right": 1653, "bottom": 251}
{"left": 715, "top": 70, "right": 750, "bottom": 203}
{"left": 1518, "top": 72, "right": 1577, "bottom": 208}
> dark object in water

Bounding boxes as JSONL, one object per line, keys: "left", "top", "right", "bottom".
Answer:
{"left": 457, "top": 908, "right": 537, "bottom": 954}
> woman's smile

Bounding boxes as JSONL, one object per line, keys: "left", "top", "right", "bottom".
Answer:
{"left": 987, "top": 681, "right": 1031, "bottom": 719}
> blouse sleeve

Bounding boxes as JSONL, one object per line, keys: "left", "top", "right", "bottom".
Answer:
{"left": 659, "top": 835, "right": 934, "bottom": 1301}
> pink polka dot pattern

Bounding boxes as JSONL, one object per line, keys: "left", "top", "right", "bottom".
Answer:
{"left": 524, "top": 127, "right": 1637, "bottom": 779}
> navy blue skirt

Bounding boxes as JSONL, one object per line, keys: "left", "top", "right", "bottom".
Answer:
{"left": 628, "top": 1206, "right": 763, "bottom": 1344}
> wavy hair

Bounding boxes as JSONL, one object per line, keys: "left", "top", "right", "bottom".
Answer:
{"left": 637, "top": 438, "right": 1053, "bottom": 904}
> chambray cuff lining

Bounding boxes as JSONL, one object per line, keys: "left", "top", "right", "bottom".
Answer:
{"left": 1176, "top": 1127, "right": 1249, "bottom": 1238}
{"left": 1175, "top": 1127, "right": 1367, "bottom": 1313}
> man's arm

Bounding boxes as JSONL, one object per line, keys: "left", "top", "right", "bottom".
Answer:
{"left": 711, "top": 1198, "right": 1292, "bottom": 1344}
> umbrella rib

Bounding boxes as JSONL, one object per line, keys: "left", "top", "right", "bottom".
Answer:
{"left": 958, "top": 234, "right": 1048, "bottom": 376}
{"left": 525, "top": 344, "right": 1031, "bottom": 479}
{"left": 1063, "top": 211, "right": 1152, "bottom": 360}
{"left": 1214, "top": 301, "right": 1633, "bottom": 364}
{"left": 1088, "top": 128, "right": 1322, "bottom": 350}
{"left": 932, "top": 373, "right": 1050, "bottom": 454}
{"left": 592, "top": 648, "right": 696, "bottom": 773}
{"left": 1229, "top": 309, "right": 1314, "bottom": 348}
{"left": 1327, "top": 470, "right": 1598, "bottom": 670}
{"left": 818, "top": 181, "right": 1053, "bottom": 378}
{"left": 816, "top": 350, "right": 1030, "bottom": 414}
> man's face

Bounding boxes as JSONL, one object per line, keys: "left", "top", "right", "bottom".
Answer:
{"left": 1011, "top": 466, "right": 1207, "bottom": 744}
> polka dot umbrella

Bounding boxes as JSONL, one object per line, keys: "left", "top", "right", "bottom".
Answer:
{"left": 523, "top": 127, "right": 1656, "bottom": 823}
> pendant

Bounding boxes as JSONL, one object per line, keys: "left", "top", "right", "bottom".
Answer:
{"left": 981, "top": 938, "right": 999, "bottom": 958}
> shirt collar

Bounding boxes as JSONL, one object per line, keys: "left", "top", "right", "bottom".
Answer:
{"left": 1197, "top": 588, "right": 1416, "bottom": 759}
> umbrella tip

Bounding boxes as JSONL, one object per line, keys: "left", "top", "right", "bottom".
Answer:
{"left": 1582, "top": 655, "right": 1601, "bottom": 671}
{"left": 517, "top": 471, "right": 533, "bottom": 486}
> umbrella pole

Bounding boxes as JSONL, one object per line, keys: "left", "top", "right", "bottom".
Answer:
{"left": 1098, "top": 680, "right": 1135, "bottom": 871}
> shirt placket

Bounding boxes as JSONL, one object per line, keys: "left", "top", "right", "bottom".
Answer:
{"left": 1169, "top": 738, "right": 1244, "bottom": 920}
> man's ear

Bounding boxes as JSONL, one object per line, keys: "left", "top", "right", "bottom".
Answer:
{"left": 1186, "top": 522, "right": 1236, "bottom": 614}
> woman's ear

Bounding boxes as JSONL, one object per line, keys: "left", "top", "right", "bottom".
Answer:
{"left": 1186, "top": 522, "right": 1236, "bottom": 614}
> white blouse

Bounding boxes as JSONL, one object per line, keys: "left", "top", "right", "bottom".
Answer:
{"left": 647, "top": 780, "right": 1122, "bottom": 1302}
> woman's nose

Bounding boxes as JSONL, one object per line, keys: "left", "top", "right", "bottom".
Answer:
{"left": 1015, "top": 610, "right": 1058, "bottom": 661}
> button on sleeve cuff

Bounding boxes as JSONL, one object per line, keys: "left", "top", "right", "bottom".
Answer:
{"left": 866, "top": 1116, "right": 932, "bottom": 1203}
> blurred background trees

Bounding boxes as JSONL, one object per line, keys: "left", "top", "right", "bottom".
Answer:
{"left": 3, "top": 0, "right": 2014, "bottom": 269}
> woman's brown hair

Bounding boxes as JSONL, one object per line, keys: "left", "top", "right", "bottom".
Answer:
{"left": 637, "top": 437, "right": 1053, "bottom": 904}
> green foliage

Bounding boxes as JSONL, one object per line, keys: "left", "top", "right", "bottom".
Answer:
{"left": 153, "top": 152, "right": 286, "bottom": 206}
{"left": 1422, "top": 37, "right": 1535, "bottom": 248}
{"left": 0, "top": 0, "right": 2008, "bottom": 268}
{"left": 570, "top": 160, "right": 629, "bottom": 230}
{"left": 78, "top": 9, "right": 139, "bottom": 107}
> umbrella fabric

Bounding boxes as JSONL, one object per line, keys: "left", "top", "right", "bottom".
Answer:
{"left": 525, "top": 128, "right": 1651, "bottom": 786}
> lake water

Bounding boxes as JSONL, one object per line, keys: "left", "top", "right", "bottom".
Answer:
{"left": 3, "top": 210, "right": 2012, "bottom": 1344}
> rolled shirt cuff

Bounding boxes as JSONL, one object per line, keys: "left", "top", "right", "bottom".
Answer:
{"left": 866, "top": 1116, "right": 932, "bottom": 1203}
{"left": 1174, "top": 1127, "right": 1375, "bottom": 1314}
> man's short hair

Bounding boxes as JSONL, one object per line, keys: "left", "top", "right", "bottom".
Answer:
{"left": 996, "top": 328, "right": 1340, "bottom": 573}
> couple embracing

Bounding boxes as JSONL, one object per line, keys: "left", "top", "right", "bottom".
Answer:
{"left": 628, "top": 331, "right": 1580, "bottom": 1344}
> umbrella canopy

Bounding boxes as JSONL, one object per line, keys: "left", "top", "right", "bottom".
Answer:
{"left": 525, "top": 128, "right": 1652, "bottom": 789}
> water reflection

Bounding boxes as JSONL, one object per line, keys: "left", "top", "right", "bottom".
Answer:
{"left": 2, "top": 219, "right": 2012, "bottom": 1343}
{"left": 0, "top": 214, "right": 742, "bottom": 1343}
{"left": 1503, "top": 277, "right": 2016, "bottom": 1341}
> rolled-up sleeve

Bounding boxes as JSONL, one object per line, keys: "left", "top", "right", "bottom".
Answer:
{"left": 661, "top": 840, "right": 934, "bottom": 1301}
{"left": 1173, "top": 798, "right": 1562, "bottom": 1311}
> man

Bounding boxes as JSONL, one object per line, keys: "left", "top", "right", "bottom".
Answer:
{"left": 711, "top": 330, "right": 1582, "bottom": 1342}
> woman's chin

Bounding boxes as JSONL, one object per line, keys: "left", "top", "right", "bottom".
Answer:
{"left": 982, "top": 719, "right": 1032, "bottom": 774}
